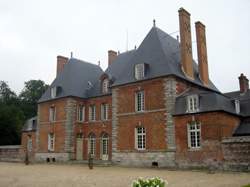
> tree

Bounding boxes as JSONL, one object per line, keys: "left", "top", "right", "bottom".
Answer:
{"left": 19, "top": 80, "right": 49, "bottom": 119}
{"left": 0, "top": 81, "right": 18, "bottom": 105}
{"left": 0, "top": 81, "right": 24, "bottom": 145}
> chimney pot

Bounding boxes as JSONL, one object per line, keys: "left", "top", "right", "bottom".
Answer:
{"left": 178, "top": 7, "right": 194, "bottom": 79}
{"left": 57, "top": 55, "right": 68, "bottom": 76}
{"left": 195, "top": 21, "right": 209, "bottom": 86}
{"left": 108, "top": 50, "right": 117, "bottom": 66}
{"left": 239, "top": 73, "right": 249, "bottom": 93}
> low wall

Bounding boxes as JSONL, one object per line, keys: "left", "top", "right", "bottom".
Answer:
{"left": 222, "top": 136, "right": 250, "bottom": 171}
{"left": 0, "top": 145, "right": 23, "bottom": 162}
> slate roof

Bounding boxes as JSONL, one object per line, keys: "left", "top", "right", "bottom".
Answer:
{"left": 174, "top": 90, "right": 238, "bottom": 116}
{"left": 22, "top": 116, "right": 37, "bottom": 132}
{"left": 224, "top": 90, "right": 250, "bottom": 101}
{"left": 38, "top": 58, "right": 104, "bottom": 103}
{"left": 106, "top": 26, "right": 218, "bottom": 92}
{"left": 233, "top": 118, "right": 250, "bottom": 136}
{"left": 39, "top": 26, "right": 219, "bottom": 103}
{"left": 224, "top": 89, "right": 250, "bottom": 117}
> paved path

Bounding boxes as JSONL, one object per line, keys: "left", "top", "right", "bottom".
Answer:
{"left": 0, "top": 162, "right": 249, "bottom": 187}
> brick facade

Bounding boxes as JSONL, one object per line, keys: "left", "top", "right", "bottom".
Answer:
{"left": 174, "top": 112, "right": 240, "bottom": 168}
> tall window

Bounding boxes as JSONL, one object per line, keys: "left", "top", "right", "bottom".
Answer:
{"left": 187, "top": 122, "right": 201, "bottom": 149}
{"left": 135, "top": 127, "right": 146, "bottom": 150}
{"left": 88, "top": 133, "right": 96, "bottom": 156}
{"left": 101, "top": 133, "right": 109, "bottom": 160}
{"left": 102, "top": 79, "right": 109, "bottom": 93}
{"left": 27, "top": 136, "right": 32, "bottom": 152}
{"left": 48, "top": 133, "right": 55, "bottom": 151}
{"left": 78, "top": 105, "right": 85, "bottom": 122}
{"left": 187, "top": 95, "right": 199, "bottom": 113}
{"left": 135, "top": 91, "right": 145, "bottom": 112}
{"left": 101, "top": 103, "right": 109, "bottom": 120}
{"left": 49, "top": 106, "right": 56, "bottom": 122}
{"left": 235, "top": 100, "right": 240, "bottom": 114}
{"left": 135, "top": 64, "right": 145, "bottom": 80}
{"left": 51, "top": 87, "right": 57, "bottom": 98}
{"left": 89, "top": 105, "right": 96, "bottom": 121}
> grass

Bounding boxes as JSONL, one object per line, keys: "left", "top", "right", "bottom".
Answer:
{"left": 242, "top": 185, "right": 250, "bottom": 187}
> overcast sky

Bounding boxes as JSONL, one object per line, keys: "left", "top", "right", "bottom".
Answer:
{"left": 0, "top": 0, "right": 249, "bottom": 93}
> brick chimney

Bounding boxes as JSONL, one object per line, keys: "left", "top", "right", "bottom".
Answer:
{"left": 108, "top": 50, "right": 117, "bottom": 66}
{"left": 239, "top": 73, "right": 249, "bottom": 93}
{"left": 179, "top": 8, "right": 194, "bottom": 80}
{"left": 195, "top": 21, "right": 209, "bottom": 86}
{"left": 57, "top": 55, "right": 68, "bottom": 76}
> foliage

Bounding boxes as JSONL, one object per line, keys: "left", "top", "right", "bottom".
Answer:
{"left": 19, "top": 80, "right": 49, "bottom": 119}
{"left": 132, "top": 177, "right": 167, "bottom": 187}
{"left": 242, "top": 185, "right": 250, "bottom": 187}
{"left": 0, "top": 80, "right": 48, "bottom": 145}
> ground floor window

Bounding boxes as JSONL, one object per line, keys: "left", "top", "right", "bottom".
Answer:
{"left": 88, "top": 133, "right": 96, "bottom": 157}
{"left": 187, "top": 122, "right": 201, "bottom": 148}
{"left": 101, "top": 133, "right": 109, "bottom": 160}
{"left": 135, "top": 126, "right": 146, "bottom": 150}
{"left": 48, "top": 133, "right": 55, "bottom": 151}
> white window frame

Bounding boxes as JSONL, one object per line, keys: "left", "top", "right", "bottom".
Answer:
{"left": 102, "top": 79, "right": 109, "bottom": 93}
{"left": 48, "top": 133, "right": 55, "bottom": 151}
{"left": 101, "top": 103, "right": 109, "bottom": 121}
{"left": 135, "top": 91, "right": 145, "bottom": 112}
{"left": 27, "top": 136, "right": 32, "bottom": 152}
{"left": 187, "top": 122, "right": 201, "bottom": 149}
{"left": 235, "top": 100, "right": 240, "bottom": 114}
{"left": 135, "top": 127, "right": 146, "bottom": 150}
{"left": 88, "top": 134, "right": 96, "bottom": 156}
{"left": 78, "top": 105, "right": 85, "bottom": 122}
{"left": 51, "top": 87, "right": 57, "bottom": 98}
{"left": 135, "top": 64, "right": 145, "bottom": 80}
{"left": 187, "top": 95, "right": 199, "bottom": 113}
{"left": 89, "top": 105, "right": 96, "bottom": 121}
{"left": 49, "top": 106, "right": 56, "bottom": 122}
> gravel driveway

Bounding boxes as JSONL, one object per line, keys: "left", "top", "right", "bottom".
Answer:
{"left": 0, "top": 162, "right": 249, "bottom": 187}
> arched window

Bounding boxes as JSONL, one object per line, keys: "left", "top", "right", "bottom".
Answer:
{"left": 100, "top": 133, "right": 109, "bottom": 160}
{"left": 88, "top": 133, "right": 96, "bottom": 157}
{"left": 135, "top": 126, "right": 146, "bottom": 150}
{"left": 102, "top": 79, "right": 109, "bottom": 93}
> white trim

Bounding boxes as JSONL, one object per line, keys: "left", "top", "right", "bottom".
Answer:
{"left": 78, "top": 105, "right": 85, "bottom": 122}
{"left": 187, "top": 122, "right": 201, "bottom": 149}
{"left": 135, "top": 64, "right": 145, "bottom": 80}
{"left": 187, "top": 95, "right": 199, "bottom": 113}
{"left": 135, "top": 91, "right": 145, "bottom": 112}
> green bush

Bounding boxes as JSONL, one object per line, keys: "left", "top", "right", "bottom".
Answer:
{"left": 132, "top": 177, "right": 167, "bottom": 187}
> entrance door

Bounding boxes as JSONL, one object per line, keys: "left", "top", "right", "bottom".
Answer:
{"left": 101, "top": 134, "right": 109, "bottom": 160}
{"left": 76, "top": 134, "right": 83, "bottom": 160}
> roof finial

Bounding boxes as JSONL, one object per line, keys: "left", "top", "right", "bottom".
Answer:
{"left": 98, "top": 60, "right": 100, "bottom": 66}
{"left": 153, "top": 19, "right": 156, "bottom": 27}
{"left": 70, "top": 51, "right": 73, "bottom": 58}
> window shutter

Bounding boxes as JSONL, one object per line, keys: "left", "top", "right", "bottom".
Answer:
{"left": 187, "top": 124, "right": 191, "bottom": 148}
{"left": 134, "top": 128, "right": 138, "bottom": 149}
{"left": 135, "top": 93, "right": 138, "bottom": 112}
{"left": 52, "top": 134, "right": 55, "bottom": 151}
{"left": 48, "top": 134, "right": 50, "bottom": 150}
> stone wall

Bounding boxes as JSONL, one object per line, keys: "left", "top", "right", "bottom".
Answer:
{"left": 112, "top": 151, "right": 176, "bottom": 168}
{"left": 222, "top": 136, "right": 250, "bottom": 171}
{"left": 0, "top": 145, "right": 23, "bottom": 162}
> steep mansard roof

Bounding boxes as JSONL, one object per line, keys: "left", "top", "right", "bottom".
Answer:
{"left": 38, "top": 58, "right": 104, "bottom": 103}
{"left": 106, "top": 26, "right": 218, "bottom": 91}
{"left": 39, "top": 26, "right": 219, "bottom": 103}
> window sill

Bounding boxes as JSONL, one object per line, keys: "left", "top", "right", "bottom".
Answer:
{"left": 188, "top": 147, "right": 201, "bottom": 151}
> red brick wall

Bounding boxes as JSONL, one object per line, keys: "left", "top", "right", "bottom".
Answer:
{"left": 38, "top": 99, "right": 68, "bottom": 153}
{"left": 74, "top": 95, "right": 112, "bottom": 160}
{"left": 116, "top": 78, "right": 167, "bottom": 151}
{"left": 174, "top": 112, "right": 240, "bottom": 166}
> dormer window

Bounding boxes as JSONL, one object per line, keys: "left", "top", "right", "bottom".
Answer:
{"left": 102, "top": 79, "right": 109, "bottom": 93}
{"left": 235, "top": 100, "right": 240, "bottom": 114}
{"left": 51, "top": 87, "right": 57, "bottom": 98}
{"left": 135, "top": 64, "right": 145, "bottom": 80}
{"left": 187, "top": 95, "right": 199, "bottom": 113}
